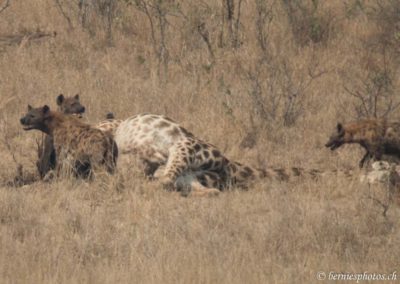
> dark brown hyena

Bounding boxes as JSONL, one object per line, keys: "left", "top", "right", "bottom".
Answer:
{"left": 325, "top": 119, "right": 400, "bottom": 168}
{"left": 37, "top": 94, "right": 86, "bottom": 178}
{"left": 22, "top": 105, "right": 118, "bottom": 178}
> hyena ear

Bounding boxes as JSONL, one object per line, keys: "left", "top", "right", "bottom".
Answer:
{"left": 337, "top": 123, "right": 344, "bottom": 133}
{"left": 106, "top": 112, "right": 115, "bottom": 119}
{"left": 74, "top": 94, "right": 80, "bottom": 100}
{"left": 42, "top": 105, "right": 50, "bottom": 114}
{"left": 56, "top": 94, "right": 65, "bottom": 106}
{"left": 27, "top": 104, "right": 33, "bottom": 111}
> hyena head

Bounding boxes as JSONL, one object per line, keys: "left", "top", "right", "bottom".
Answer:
{"left": 20, "top": 105, "right": 51, "bottom": 133}
{"left": 325, "top": 122, "right": 353, "bottom": 151}
{"left": 56, "top": 94, "right": 85, "bottom": 117}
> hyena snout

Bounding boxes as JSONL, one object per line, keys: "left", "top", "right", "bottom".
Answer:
{"left": 325, "top": 138, "right": 343, "bottom": 151}
{"left": 20, "top": 116, "right": 32, "bottom": 126}
{"left": 75, "top": 106, "right": 85, "bottom": 117}
{"left": 20, "top": 116, "right": 36, "bottom": 131}
{"left": 69, "top": 106, "right": 85, "bottom": 116}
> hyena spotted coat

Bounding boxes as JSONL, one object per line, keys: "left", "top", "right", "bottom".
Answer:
{"left": 21, "top": 105, "right": 117, "bottom": 178}
{"left": 37, "top": 94, "right": 86, "bottom": 178}
{"left": 326, "top": 119, "right": 400, "bottom": 168}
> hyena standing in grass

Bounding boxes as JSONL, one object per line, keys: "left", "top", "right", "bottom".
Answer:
{"left": 326, "top": 119, "right": 400, "bottom": 168}
{"left": 21, "top": 105, "right": 117, "bottom": 179}
{"left": 37, "top": 94, "right": 86, "bottom": 178}
{"left": 96, "top": 113, "right": 321, "bottom": 196}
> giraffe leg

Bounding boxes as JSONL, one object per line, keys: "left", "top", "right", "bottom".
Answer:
{"left": 160, "top": 146, "right": 189, "bottom": 190}
{"left": 175, "top": 171, "right": 220, "bottom": 197}
{"left": 186, "top": 180, "right": 220, "bottom": 197}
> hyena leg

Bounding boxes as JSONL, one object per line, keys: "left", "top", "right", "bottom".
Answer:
{"left": 37, "top": 135, "right": 56, "bottom": 179}
{"left": 74, "top": 159, "right": 92, "bottom": 178}
{"left": 359, "top": 152, "right": 372, "bottom": 168}
{"left": 141, "top": 159, "right": 161, "bottom": 178}
{"left": 92, "top": 137, "right": 118, "bottom": 175}
{"left": 372, "top": 148, "right": 384, "bottom": 161}
{"left": 105, "top": 138, "right": 118, "bottom": 175}
{"left": 360, "top": 146, "right": 384, "bottom": 168}
{"left": 54, "top": 148, "right": 70, "bottom": 178}
{"left": 102, "top": 147, "right": 117, "bottom": 175}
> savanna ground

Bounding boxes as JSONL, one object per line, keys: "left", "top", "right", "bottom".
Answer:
{"left": 0, "top": 0, "right": 400, "bottom": 283}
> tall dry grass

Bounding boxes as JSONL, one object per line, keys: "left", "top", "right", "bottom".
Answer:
{"left": 0, "top": 0, "right": 399, "bottom": 283}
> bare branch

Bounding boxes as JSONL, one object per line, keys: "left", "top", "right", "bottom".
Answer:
{"left": 54, "top": 0, "right": 73, "bottom": 30}
{"left": 0, "top": 0, "right": 10, "bottom": 14}
{"left": 197, "top": 22, "right": 215, "bottom": 64}
{"left": 233, "top": 0, "right": 242, "bottom": 48}
{"left": 366, "top": 193, "right": 389, "bottom": 217}
{"left": 383, "top": 101, "right": 400, "bottom": 117}
{"left": 0, "top": 30, "right": 56, "bottom": 47}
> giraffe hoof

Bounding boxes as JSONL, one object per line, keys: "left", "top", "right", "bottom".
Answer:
{"left": 160, "top": 176, "right": 175, "bottom": 191}
{"left": 190, "top": 188, "right": 220, "bottom": 198}
{"left": 180, "top": 186, "right": 191, "bottom": 197}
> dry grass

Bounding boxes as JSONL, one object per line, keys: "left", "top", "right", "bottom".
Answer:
{"left": 0, "top": 0, "right": 399, "bottom": 283}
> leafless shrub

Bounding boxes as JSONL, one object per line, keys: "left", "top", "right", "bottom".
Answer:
{"left": 338, "top": 1, "right": 400, "bottom": 119}
{"left": 343, "top": 0, "right": 365, "bottom": 18}
{"left": 54, "top": 0, "right": 73, "bottom": 30}
{"left": 342, "top": 51, "right": 400, "bottom": 119}
{"left": 175, "top": 3, "right": 216, "bottom": 66}
{"left": 79, "top": 0, "right": 117, "bottom": 44}
{"left": 218, "top": 0, "right": 243, "bottom": 48}
{"left": 52, "top": 0, "right": 117, "bottom": 45}
{"left": 197, "top": 22, "right": 215, "bottom": 64}
{"left": 369, "top": 0, "right": 400, "bottom": 59}
{"left": 282, "top": 0, "right": 334, "bottom": 46}
{"left": 127, "top": 0, "right": 178, "bottom": 82}
{"left": 242, "top": 57, "right": 326, "bottom": 129}
{"left": 254, "top": 0, "right": 274, "bottom": 58}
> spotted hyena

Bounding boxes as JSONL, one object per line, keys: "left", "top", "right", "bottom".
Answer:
{"left": 95, "top": 113, "right": 320, "bottom": 196}
{"left": 21, "top": 105, "right": 117, "bottom": 178}
{"left": 325, "top": 119, "right": 400, "bottom": 168}
{"left": 37, "top": 94, "right": 86, "bottom": 178}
